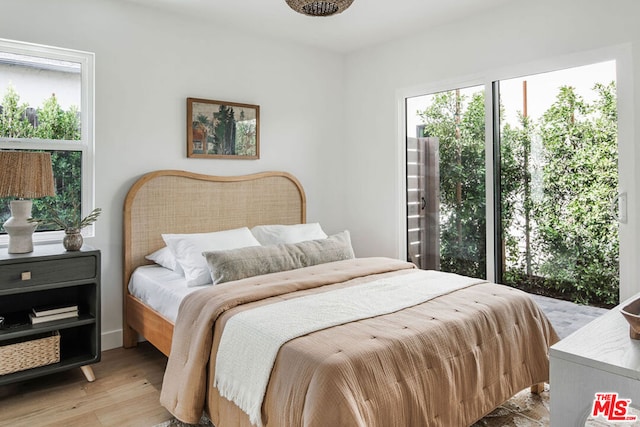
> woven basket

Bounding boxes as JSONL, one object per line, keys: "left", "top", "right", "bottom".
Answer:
{"left": 0, "top": 332, "right": 60, "bottom": 375}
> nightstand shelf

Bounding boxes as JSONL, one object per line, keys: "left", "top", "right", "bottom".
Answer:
{"left": 0, "top": 314, "right": 95, "bottom": 340}
{"left": 0, "top": 278, "right": 98, "bottom": 295}
{"left": 0, "top": 245, "right": 100, "bottom": 386}
{"left": 0, "top": 353, "right": 96, "bottom": 386}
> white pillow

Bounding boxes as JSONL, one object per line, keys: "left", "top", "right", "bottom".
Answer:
{"left": 145, "top": 246, "right": 184, "bottom": 276}
{"left": 162, "top": 227, "right": 261, "bottom": 287}
{"left": 250, "top": 223, "right": 328, "bottom": 246}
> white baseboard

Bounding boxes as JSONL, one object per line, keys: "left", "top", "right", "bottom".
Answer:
{"left": 101, "top": 328, "right": 122, "bottom": 351}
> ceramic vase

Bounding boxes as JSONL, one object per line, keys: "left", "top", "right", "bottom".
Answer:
{"left": 63, "top": 228, "right": 83, "bottom": 251}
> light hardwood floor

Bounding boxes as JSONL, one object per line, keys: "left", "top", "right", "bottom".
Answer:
{"left": 0, "top": 342, "right": 171, "bottom": 427}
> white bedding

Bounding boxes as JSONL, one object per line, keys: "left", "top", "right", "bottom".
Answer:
{"left": 128, "top": 265, "right": 201, "bottom": 322}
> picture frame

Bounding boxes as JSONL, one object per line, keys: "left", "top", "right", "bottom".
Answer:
{"left": 187, "top": 97, "right": 260, "bottom": 159}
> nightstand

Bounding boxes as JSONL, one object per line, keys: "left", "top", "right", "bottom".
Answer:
{"left": 0, "top": 244, "right": 100, "bottom": 385}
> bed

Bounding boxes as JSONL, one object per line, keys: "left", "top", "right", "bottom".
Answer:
{"left": 123, "top": 169, "right": 559, "bottom": 427}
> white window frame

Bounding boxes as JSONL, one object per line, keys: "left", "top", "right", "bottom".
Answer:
{"left": 0, "top": 38, "right": 95, "bottom": 246}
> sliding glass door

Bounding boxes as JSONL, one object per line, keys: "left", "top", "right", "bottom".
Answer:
{"left": 406, "top": 86, "right": 486, "bottom": 279}
{"left": 496, "top": 61, "right": 618, "bottom": 307}
{"left": 406, "top": 60, "right": 621, "bottom": 307}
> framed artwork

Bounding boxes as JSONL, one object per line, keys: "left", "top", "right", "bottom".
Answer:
{"left": 187, "top": 97, "right": 260, "bottom": 159}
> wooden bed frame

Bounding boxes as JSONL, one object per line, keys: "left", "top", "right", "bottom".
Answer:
{"left": 122, "top": 170, "right": 306, "bottom": 355}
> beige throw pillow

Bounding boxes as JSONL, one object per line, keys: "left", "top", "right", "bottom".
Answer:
{"left": 203, "top": 231, "right": 354, "bottom": 285}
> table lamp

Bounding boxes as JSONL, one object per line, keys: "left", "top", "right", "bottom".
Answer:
{"left": 0, "top": 151, "right": 55, "bottom": 253}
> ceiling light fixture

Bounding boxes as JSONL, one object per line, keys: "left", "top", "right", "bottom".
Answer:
{"left": 286, "top": 0, "right": 354, "bottom": 17}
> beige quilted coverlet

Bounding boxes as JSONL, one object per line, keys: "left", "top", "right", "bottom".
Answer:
{"left": 160, "top": 257, "right": 558, "bottom": 426}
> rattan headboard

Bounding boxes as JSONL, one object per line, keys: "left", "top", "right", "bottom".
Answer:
{"left": 123, "top": 170, "right": 306, "bottom": 288}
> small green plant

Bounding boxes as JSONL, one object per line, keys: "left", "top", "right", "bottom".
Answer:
{"left": 30, "top": 206, "right": 101, "bottom": 231}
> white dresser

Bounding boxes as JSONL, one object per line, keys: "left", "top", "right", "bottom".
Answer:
{"left": 550, "top": 295, "right": 640, "bottom": 426}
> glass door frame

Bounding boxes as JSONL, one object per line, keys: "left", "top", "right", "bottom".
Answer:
{"left": 398, "top": 43, "right": 636, "bottom": 301}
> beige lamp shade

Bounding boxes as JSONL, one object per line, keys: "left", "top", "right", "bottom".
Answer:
{"left": 0, "top": 151, "right": 55, "bottom": 198}
{"left": 0, "top": 151, "right": 55, "bottom": 253}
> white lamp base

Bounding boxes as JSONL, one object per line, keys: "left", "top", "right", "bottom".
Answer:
{"left": 3, "top": 199, "right": 37, "bottom": 254}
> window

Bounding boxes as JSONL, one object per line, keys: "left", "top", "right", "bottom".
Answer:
{"left": 0, "top": 38, "right": 95, "bottom": 244}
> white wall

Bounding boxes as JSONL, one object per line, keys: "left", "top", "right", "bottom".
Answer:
{"left": 1, "top": 0, "right": 347, "bottom": 350}
{"left": 343, "top": 0, "right": 640, "bottom": 298}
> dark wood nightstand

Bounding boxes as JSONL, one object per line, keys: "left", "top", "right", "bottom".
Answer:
{"left": 0, "top": 244, "right": 100, "bottom": 385}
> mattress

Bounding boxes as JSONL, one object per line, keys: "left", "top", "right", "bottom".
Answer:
{"left": 128, "top": 265, "right": 201, "bottom": 322}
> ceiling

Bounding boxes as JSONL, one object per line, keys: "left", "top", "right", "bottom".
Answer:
{"left": 121, "top": 0, "right": 512, "bottom": 53}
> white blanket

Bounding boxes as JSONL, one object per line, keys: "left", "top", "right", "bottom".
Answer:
{"left": 213, "top": 269, "right": 484, "bottom": 427}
